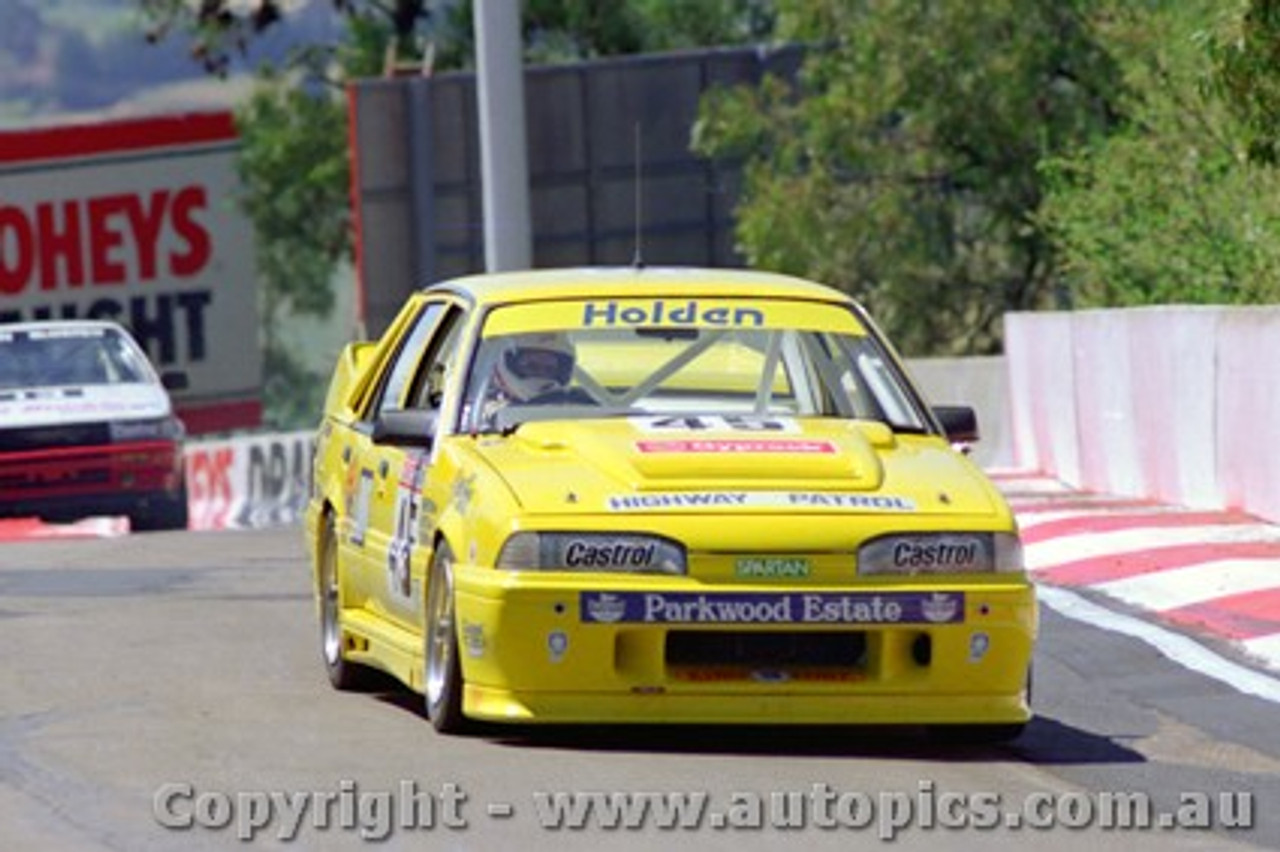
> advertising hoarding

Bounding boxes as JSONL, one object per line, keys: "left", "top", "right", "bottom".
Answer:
{"left": 0, "top": 112, "right": 262, "bottom": 433}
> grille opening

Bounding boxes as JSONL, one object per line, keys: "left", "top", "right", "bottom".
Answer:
{"left": 666, "top": 631, "right": 867, "bottom": 669}
{"left": 911, "top": 633, "right": 932, "bottom": 667}
{"left": 0, "top": 422, "right": 111, "bottom": 452}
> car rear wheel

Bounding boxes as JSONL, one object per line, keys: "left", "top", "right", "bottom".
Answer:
{"left": 424, "top": 541, "right": 466, "bottom": 733}
{"left": 319, "top": 513, "right": 368, "bottom": 690}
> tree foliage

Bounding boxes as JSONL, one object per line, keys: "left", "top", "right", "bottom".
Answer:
{"left": 694, "top": 0, "right": 1122, "bottom": 356}
{"left": 233, "top": 69, "right": 351, "bottom": 429}
{"left": 1212, "top": 0, "right": 1280, "bottom": 166}
{"left": 1040, "top": 1, "right": 1280, "bottom": 307}
{"left": 138, "top": 0, "right": 432, "bottom": 76}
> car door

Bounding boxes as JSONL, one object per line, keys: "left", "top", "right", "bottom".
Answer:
{"left": 342, "top": 300, "right": 447, "bottom": 618}
{"left": 354, "top": 299, "right": 467, "bottom": 629}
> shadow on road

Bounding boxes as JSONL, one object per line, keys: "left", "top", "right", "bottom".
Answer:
{"left": 365, "top": 685, "right": 1144, "bottom": 766}
{"left": 486, "top": 717, "right": 1143, "bottom": 765}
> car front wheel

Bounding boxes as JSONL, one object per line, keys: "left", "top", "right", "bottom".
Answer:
{"left": 131, "top": 487, "right": 189, "bottom": 532}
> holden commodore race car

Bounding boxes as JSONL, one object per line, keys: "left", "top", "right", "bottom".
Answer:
{"left": 304, "top": 267, "right": 1036, "bottom": 738}
{"left": 0, "top": 320, "right": 189, "bottom": 531}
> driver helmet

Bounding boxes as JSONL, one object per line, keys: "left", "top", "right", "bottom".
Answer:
{"left": 494, "top": 332, "right": 575, "bottom": 402}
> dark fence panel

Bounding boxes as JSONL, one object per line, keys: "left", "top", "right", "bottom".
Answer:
{"left": 349, "top": 45, "right": 802, "bottom": 335}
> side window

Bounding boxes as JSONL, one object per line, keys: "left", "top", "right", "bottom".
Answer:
{"left": 366, "top": 303, "right": 445, "bottom": 421}
{"left": 406, "top": 309, "right": 465, "bottom": 410}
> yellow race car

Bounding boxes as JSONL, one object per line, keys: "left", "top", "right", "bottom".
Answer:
{"left": 304, "top": 267, "right": 1036, "bottom": 738}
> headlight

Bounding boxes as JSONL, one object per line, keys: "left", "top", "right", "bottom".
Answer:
{"left": 858, "top": 532, "right": 1023, "bottom": 575}
{"left": 108, "top": 417, "right": 184, "bottom": 442}
{"left": 497, "top": 532, "right": 687, "bottom": 575}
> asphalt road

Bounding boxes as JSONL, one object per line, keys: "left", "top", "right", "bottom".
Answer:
{"left": 1, "top": 527, "right": 1277, "bottom": 851}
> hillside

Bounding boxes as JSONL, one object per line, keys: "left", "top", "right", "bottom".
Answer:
{"left": 0, "top": 0, "right": 339, "bottom": 128}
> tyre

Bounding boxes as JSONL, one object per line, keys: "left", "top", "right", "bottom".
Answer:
{"left": 424, "top": 541, "right": 467, "bottom": 733}
{"left": 318, "top": 512, "right": 370, "bottom": 690}
{"left": 928, "top": 722, "right": 1027, "bottom": 745}
{"left": 131, "top": 487, "right": 189, "bottom": 532}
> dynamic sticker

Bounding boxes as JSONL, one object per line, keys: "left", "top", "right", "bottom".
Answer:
{"left": 636, "top": 439, "right": 835, "bottom": 454}
{"left": 580, "top": 591, "right": 964, "bottom": 625}
{"left": 451, "top": 473, "right": 475, "bottom": 516}
{"left": 461, "top": 622, "right": 486, "bottom": 658}
{"left": 347, "top": 469, "right": 374, "bottom": 547}
{"left": 968, "top": 632, "right": 991, "bottom": 663}
{"left": 547, "top": 631, "right": 569, "bottom": 663}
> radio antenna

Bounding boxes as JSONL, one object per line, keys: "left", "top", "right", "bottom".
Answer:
{"left": 632, "top": 122, "right": 644, "bottom": 269}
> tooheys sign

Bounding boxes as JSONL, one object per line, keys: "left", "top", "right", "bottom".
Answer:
{"left": 0, "top": 112, "right": 261, "bottom": 434}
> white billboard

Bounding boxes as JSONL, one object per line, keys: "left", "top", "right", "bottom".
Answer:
{"left": 0, "top": 112, "right": 261, "bottom": 433}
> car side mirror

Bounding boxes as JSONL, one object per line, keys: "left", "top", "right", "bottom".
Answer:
{"left": 933, "top": 405, "right": 979, "bottom": 444}
{"left": 372, "top": 408, "right": 438, "bottom": 448}
{"left": 160, "top": 371, "right": 189, "bottom": 391}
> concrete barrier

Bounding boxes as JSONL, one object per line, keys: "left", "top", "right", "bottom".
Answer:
{"left": 906, "top": 355, "right": 1014, "bottom": 470}
{"left": 1217, "top": 307, "right": 1280, "bottom": 521}
{"left": 1005, "top": 305, "right": 1280, "bottom": 523}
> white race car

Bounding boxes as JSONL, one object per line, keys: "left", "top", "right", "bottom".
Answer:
{"left": 0, "top": 320, "right": 188, "bottom": 530}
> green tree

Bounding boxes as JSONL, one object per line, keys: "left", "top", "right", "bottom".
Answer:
{"left": 433, "top": 1, "right": 772, "bottom": 67}
{"left": 1212, "top": 0, "right": 1280, "bottom": 165}
{"left": 1040, "top": 1, "right": 1280, "bottom": 307}
{"left": 138, "top": 0, "right": 433, "bottom": 75}
{"left": 693, "top": 0, "right": 1121, "bottom": 355}
{"left": 234, "top": 68, "right": 352, "bottom": 429}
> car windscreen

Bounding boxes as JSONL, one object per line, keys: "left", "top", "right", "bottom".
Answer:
{"left": 459, "top": 298, "right": 931, "bottom": 435}
{"left": 0, "top": 327, "right": 153, "bottom": 390}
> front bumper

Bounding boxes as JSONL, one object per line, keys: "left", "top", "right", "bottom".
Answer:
{"left": 0, "top": 441, "right": 184, "bottom": 520}
{"left": 453, "top": 568, "right": 1037, "bottom": 725}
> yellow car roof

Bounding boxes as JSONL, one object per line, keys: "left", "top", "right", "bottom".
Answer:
{"left": 424, "top": 267, "right": 857, "bottom": 308}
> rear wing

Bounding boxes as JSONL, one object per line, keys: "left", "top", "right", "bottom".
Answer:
{"left": 322, "top": 341, "right": 377, "bottom": 419}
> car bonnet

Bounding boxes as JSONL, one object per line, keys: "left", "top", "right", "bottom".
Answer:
{"left": 469, "top": 417, "right": 1003, "bottom": 518}
{"left": 0, "top": 383, "right": 172, "bottom": 430}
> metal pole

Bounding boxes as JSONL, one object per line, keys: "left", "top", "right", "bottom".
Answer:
{"left": 473, "top": 0, "right": 532, "bottom": 272}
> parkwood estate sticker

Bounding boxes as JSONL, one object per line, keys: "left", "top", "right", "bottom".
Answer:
{"left": 579, "top": 591, "right": 964, "bottom": 625}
